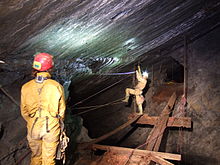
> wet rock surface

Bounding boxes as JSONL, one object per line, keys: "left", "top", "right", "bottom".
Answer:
{"left": 0, "top": 1, "right": 220, "bottom": 165}
{"left": 1, "top": 1, "right": 220, "bottom": 81}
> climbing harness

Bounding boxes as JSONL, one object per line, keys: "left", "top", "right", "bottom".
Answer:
{"left": 30, "top": 117, "right": 39, "bottom": 138}
{"left": 35, "top": 77, "right": 70, "bottom": 164}
{"left": 29, "top": 78, "right": 46, "bottom": 137}
{"left": 46, "top": 116, "right": 50, "bottom": 133}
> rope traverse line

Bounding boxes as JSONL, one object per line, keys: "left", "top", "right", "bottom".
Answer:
{"left": 73, "top": 97, "right": 126, "bottom": 116}
{"left": 72, "top": 75, "right": 130, "bottom": 107}
{"left": 74, "top": 96, "right": 127, "bottom": 110}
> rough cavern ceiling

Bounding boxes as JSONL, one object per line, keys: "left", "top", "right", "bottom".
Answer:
{"left": 0, "top": 0, "right": 220, "bottom": 82}
{"left": 0, "top": 1, "right": 220, "bottom": 165}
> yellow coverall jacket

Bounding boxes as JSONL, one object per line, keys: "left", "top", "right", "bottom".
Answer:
{"left": 20, "top": 72, "right": 66, "bottom": 165}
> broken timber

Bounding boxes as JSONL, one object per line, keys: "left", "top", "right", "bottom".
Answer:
{"left": 145, "top": 92, "right": 177, "bottom": 151}
{"left": 82, "top": 92, "right": 192, "bottom": 165}
{"left": 136, "top": 115, "right": 191, "bottom": 128}
{"left": 92, "top": 144, "right": 181, "bottom": 161}
{"left": 150, "top": 154, "right": 175, "bottom": 165}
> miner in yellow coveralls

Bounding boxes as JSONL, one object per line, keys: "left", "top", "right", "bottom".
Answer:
{"left": 123, "top": 68, "right": 148, "bottom": 115}
{"left": 20, "top": 53, "right": 66, "bottom": 165}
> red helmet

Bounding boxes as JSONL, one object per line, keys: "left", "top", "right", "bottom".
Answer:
{"left": 33, "top": 53, "right": 54, "bottom": 71}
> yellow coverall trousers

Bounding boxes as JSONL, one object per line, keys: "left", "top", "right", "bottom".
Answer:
{"left": 124, "top": 88, "right": 145, "bottom": 114}
{"left": 27, "top": 115, "right": 60, "bottom": 165}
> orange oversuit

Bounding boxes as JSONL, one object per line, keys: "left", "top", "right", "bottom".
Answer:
{"left": 20, "top": 72, "right": 66, "bottom": 165}
{"left": 123, "top": 70, "right": 147, "bottom": 114}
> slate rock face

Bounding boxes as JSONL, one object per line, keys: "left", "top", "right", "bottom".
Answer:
{"left": 0, "top": 1, "right": 220, "bottom": 164}
{"left": 70, "top": 27, "right": 220, "bottom": 165}
{"left": 165, "top": 26, "right": 220, "bottom": 165}
{"left": 1, "top": 0, "right": 219, "bottom": 79}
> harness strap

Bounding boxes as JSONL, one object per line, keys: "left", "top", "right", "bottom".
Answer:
{"left": 46, "top": 116, "right": 50, "bottom": 133}
{"left": 31, "top": 117, "right": 39, "bottom": 138}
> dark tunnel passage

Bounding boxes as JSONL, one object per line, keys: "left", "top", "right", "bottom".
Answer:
{"left": 0, "top": 0, "right": 220, "bottom": 165}
{"left": 164, "top": 58, "right": 184, "bottom": 83}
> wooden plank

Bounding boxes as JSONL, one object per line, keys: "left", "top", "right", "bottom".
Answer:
{"left": 153, "top": 93, "right": 177, "bottom": 151}
{"left": 150, "top": 154, "right": 174, "bottom": 165}
{"left": 137, "top": 115, "right": 158, "bottom": 125}
{"left": 137, "top": 115, "right": 191, "bottom": 128}
{"left": 167, "top": 117, "right": 191, "bottom": 128}
{"left": 92, "top": 144, "right": 181, "bottom": 161}
{"left": 94, "top": 152, "right": 130, "bottom": 165}
{"left": 146, "top": 92, "right": 177, "bottom": 151}
{"left": 80, "top": 115, "right": 142, "bottom": 148}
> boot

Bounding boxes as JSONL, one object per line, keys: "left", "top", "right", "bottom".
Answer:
{"left": 122, "top": 96, "right": 129, "bottom": 103}
{"left": 137, "top": 104, "right": 143, "bottom": 115}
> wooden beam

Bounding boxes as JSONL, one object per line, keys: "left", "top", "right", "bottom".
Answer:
{"left": 0, "top": 87, "right": 19, "bottom": 107}
{"left": 150, "top": 154, "right": 174, "bottom": 165}
{"left": 92, "top": 144, "right": 181, "bottom": 161}
{"left": 146, "top": 92, "right": 177, "bottom": 151}
{"left": 80, "top": 115, "right": 142, "bottom": 148}
{"left": 137, "top": 115, "right": 191, "bottom": 128}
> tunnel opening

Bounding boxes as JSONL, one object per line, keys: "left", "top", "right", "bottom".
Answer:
{"left": 164, "top": 57, "right": 184, "bottom": 83}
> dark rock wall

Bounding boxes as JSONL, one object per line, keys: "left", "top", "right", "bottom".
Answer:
{"left": 0, "top": 0, "right": 219, "bottom": 162}
{"left": 0, "top": 27, "right": 219, "bottom": 165}
{"left": 0, "top": 76, "right": 31, "bottom": 164}
{"left": 76, "top": 27, "right": 220, "bottom": 165}
{"left": 167, "top": 26, "right": 220, "bottom": 165}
